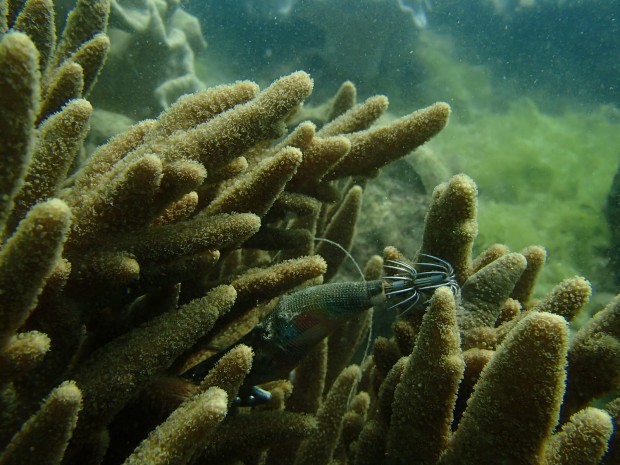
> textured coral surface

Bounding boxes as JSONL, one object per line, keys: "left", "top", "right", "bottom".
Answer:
{"left": 1, "top": 0, "right": 618, "bottom": 464}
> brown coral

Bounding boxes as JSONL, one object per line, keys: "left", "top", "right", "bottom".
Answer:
{"left": 2, "top": 0, "right": 617, "bottom": 463}
{"left": 1, "top": 1, "right": 455, "bottom": 459}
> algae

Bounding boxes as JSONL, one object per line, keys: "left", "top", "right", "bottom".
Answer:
{"left": 353, "top": 27, "right": 620, "bottom": 301}
{"left": 430, "top": 98, "right": 620, "bottom": 297}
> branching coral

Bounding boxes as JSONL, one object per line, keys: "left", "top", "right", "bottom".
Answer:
{"left": 287, "top": 174, "right": 618, "bottom": 465}
{"left": 0, "top": 0, "right": 451, "bottom": 462}
{"left": 187, "top": 175, "right": 615, "bottom": 465}
{"left": 1, "top": 0, "right": 618, "bottom": 464}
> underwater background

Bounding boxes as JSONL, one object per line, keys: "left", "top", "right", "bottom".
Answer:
{"left": 186, "top": 0, "right": 620, "bottom": 307}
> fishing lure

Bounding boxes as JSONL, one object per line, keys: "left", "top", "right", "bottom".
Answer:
{"left": 185, "top": 254, "right": 458, "bottom": 405}
{"left": 383, "top": 253, "right": 460, "bottom": 314}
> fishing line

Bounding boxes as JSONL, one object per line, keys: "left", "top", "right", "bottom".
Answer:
{"left": 313, "top": 237, "right": 374, "bottom": 369}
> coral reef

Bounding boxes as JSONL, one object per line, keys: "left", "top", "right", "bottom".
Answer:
{"left": 1, "top": 0, "right": 618, "bottom": 464}
{"left": 89, "top": 0, "right": 207, "bottom": 119}
{"left": 1, "top": 1, "right": 450, "bottom": 463}
{"left": 348, "top": 175, "right": 618, "bottom": 465}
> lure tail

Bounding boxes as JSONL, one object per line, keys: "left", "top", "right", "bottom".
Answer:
{"left": 383, "top": 253, "right": 459, "bottom": 315}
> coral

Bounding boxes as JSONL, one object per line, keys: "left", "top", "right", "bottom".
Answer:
{"left": 419, "top": 173, "right": 478, "bottom": 284}
{"left": 0, "top": 0, "right": 109, "bottom": 239}
{"left": 386, "top": 287, "right": 463, "bottom": 465}
{"left": 199, "top": 345, "right": 254, "bottom": 405}
{"left": 543, "top": 407, "right": 613, "bottom": 465}
{"left": 285, "top": 174, "right": 618, "bottom": 465}
{"left": 564, "top": 295, "right": 620, "bottom": 419}
{"left": 0, "top": 380, "right": 82, "bottom": 465}
{"left": 0, "top": 1, "right": 452, "bottom": 461}
{"left": 315, "top": 185, "right": 364, "bottom": 280}
{"left": 89, "top": 0, "right": 207, "bottom": 119}
{"left": 442, "top": 311, "right": 568, "bottom": 464}
{"left": 2, "top": 1, "right": 618, "bottom": 464}
{"left": 0, "top": 198, "right": 71, "bottom": 349}
{"left": 294, "top": 365, "right": 362, "bottom": 465}
{"left": 123, "top": 387, "right": 228, "bottom": 465}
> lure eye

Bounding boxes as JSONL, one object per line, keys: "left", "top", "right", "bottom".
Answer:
{"left": 233, "top": 386, "right": 272, "bottom": 407}
{"left": 383, "top": 254, "right": 459, "bottom": 315}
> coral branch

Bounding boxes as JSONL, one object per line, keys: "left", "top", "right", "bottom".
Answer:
{"left": 441, "top": 312, "right": 568, "bottom": 465}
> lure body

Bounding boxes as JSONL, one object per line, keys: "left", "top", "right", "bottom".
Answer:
{"left": 185, "top": 254, "right": 459, "bottom": 405}
{"left": 243, "top": 280, "right": 385, "bottom": 388}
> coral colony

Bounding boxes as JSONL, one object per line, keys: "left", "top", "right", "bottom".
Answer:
{"left": 1, "top": 0, "right": 618, "bottom": 464}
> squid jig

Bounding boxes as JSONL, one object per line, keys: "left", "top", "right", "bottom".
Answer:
{"left": 185, "top": 253, "right": 459, "bottom": 405}
{"left": 383, "top": 253, "right": 460, "bottom": 313}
